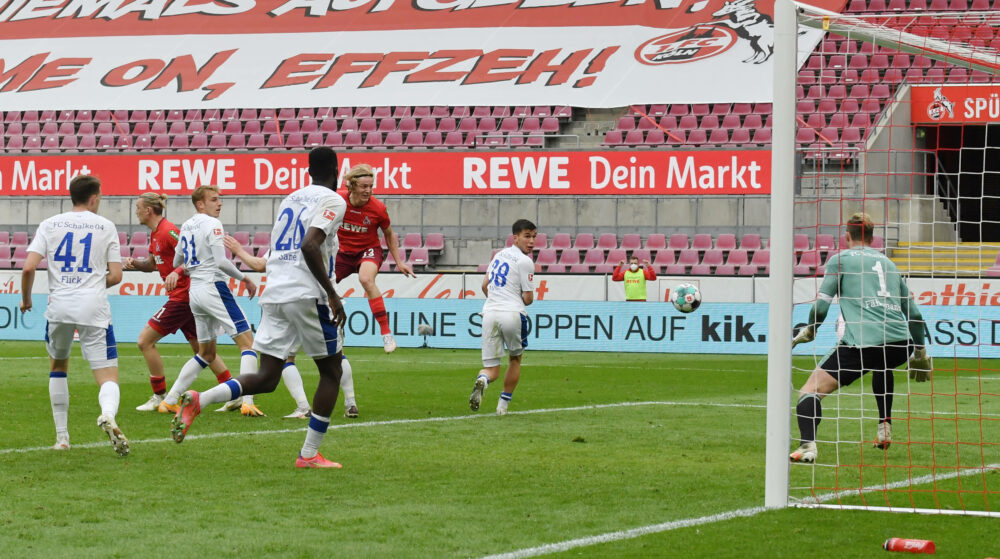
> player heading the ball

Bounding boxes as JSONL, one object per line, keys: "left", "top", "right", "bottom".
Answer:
{"left": 335, "top": 163, "right": 416, "bottom": 354}
{"left": 20, "top": 175, "right": 130, "bottom": 456}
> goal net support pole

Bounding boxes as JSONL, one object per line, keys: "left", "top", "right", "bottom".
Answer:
{"left": 767, "top": 2, "right": 1000, "bottom": 515}
{"left": 764, "top": 0, "right": 798, "bottom": 510}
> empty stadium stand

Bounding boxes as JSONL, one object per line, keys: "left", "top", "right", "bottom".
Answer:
{"left": 1, "top": 106, "right": 573, "bottom": 153}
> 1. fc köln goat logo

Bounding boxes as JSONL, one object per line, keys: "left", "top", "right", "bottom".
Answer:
{"left": 635, "top": 0, "right": 774, "bottom": 66}
{"left": 636, "top": 26, "right": 737, "bottom": 65}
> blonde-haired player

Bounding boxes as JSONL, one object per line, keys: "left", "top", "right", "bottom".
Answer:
{"left": 20, "top": 175, "right": 129, "bottom": 455}
{"left": 334, "top": 163, "right": 415, "bottom": 353}
{"left": 163, "top": 186, "right": 263, "bottom": 416}
{"left": 124, "top": 192, "right": 239, "bottom": 413}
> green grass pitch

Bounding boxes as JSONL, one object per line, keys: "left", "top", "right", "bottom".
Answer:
{"left": 0, "top": 340, "right": 997, "bottom": 558}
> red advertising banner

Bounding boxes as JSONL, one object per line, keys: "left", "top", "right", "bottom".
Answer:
{"left": 0, "top": 0, "right": 846, "bottom": 109}
{"left": 911, "top": 84, "right": 1000, "bottom": 124}
{"left": 0, "top": 0, "right": 847, "bottom": 39}
{"left": 0, "top": 150, "right": 771, "bottom": 196}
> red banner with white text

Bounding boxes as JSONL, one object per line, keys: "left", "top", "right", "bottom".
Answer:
{"left": 0, "top": 150, "right": 771, "bottom": 196}
{"left": 911, "top": 84, "right": 1000, "bottom": 124}
{"left": 0, "top": 0, "right": 845, "bottom": 109}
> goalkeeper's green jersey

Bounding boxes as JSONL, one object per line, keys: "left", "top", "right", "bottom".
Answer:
{"left": 819, "top": 246, "right": 912, "bottom": 347}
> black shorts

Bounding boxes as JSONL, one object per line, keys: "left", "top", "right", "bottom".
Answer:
{"left": 819, "top": 343, "right": 910, "bottom": 387}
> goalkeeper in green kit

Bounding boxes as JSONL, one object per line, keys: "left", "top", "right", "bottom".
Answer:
{"left": 789, "top": 213, "right": 933, "bottom": 463}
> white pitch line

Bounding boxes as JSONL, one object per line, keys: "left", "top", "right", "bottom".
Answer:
{"left": 480, "top": 460, "right": 1000, "bottom": 559}
{"left": 479, "top": 507, "right": 768, "bottom": 559}
{"left": 0, "top": 400, "right": 763, "bottom": 456}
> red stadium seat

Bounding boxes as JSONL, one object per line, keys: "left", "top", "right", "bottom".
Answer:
{"left": 700, "top": 249, "right": 725, "bottom": 267}
{"left": 619, "top": 234, "right": 642, "bottom": 251}
{"left": 691, "top": 234, "right": 713, "bottom": 251}
{"left": 605, "top": 249, "right": 627, "bottom": 266}
{"left": 715, "top": 234, "right": 736, "bottom": 252}
{"left": 596, "top": 233, "right": 618, "bottom": 252}
{"left": 676, "top": 250, "right": 699, "bottom": 267}
{"left": 557, "top": 249, "right": 580, "bottom": 266}
{"left": 550, "top": 233, "right": 572, "bottom": 251}
{"left": 653, "top": 249, "right": 675, "bottom": 268}
{"left": 582, "top": 249, "right": 605, "bottom": 268}
{"left": 534, "top": 249, "right": 557, "bottom": 267}
{"left": 631, "top": 249, "right": 651, "bottom": 263}
{"left": 401, "top": 233, "right": 423, "bottom": 250}
{"left": 572, "top": 233, "right": 594, "bottom": 251}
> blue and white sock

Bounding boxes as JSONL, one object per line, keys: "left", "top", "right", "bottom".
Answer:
{"left": 477, "top": 373, "right": 490, "bottom": 387}
{"left": 500, "top": 392, "right": 513, "bottom": 403}
{"left": 49, "top": 372, "right": 69, "bottom": 437}
{"left": 300, "top": 413, "right": 330, "bottom": 459}
{"left": 98, "top": 382, "right": 120, "bottom": 419}
{"left": 166, "top": 354, "right": 209, "bottom": 405}
{"left": 201, "top": 379, "right": 243, "bottom": 407}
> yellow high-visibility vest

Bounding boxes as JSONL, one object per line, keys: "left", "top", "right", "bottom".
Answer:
{"left": 623, "top": 269, "right": 647, "bottom": 301}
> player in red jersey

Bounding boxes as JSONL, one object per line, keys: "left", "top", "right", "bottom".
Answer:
{"left": 335, "top": 163, "right": 415, "bottom": 353}
{"left": 124, "top": 193, "right": 238, "bottom": 413}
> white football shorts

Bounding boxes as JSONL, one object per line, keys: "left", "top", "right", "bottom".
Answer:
{"left": 46, "top": 322, "right": 119, "bottom": 370}
{"left": 254, "top": 299, "right": 343, "bottom": 359}
{"left": 481, "top": 309, "right": 528, "bottom": 367}
{"left": 189, "top": 281, "right": 251, "bottom": 342}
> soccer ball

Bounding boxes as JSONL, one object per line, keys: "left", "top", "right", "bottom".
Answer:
{"left": 671, "top": 283, "right": 701, "bottom": 313}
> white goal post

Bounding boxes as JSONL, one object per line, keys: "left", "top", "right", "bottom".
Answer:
{"left": 766, "top": 0, "right": 1000, "bottom": 515}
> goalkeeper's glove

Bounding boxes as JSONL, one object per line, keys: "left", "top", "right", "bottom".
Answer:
{"left": 908, "top": 347, "right": 933, "bottom": 382}
{"left": 792, "top": 324, "right": 815, "bottom": 347}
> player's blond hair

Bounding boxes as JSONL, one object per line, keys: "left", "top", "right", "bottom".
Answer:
{"left": 191, "top": 185, "right": 220, "bottom": 207}
{"left": 846, "top": 212, "right": 874, "bottom": 244}
{"left": 344, "top": 164, "right": 374, "bottom": 192}
{"left": 139, "top": 192, "right": 168, "bottom": 215}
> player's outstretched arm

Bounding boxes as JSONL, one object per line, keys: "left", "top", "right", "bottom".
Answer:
{"left": 302, "top": 227, "right": 345, "bottom": 326}
{"left": 384, "top": 226, "right": 416, "bottom": 278}
{"left": 224, "top": 235, "right": 266, "bottom": 273}
{"left": 123, "top": 256, "right": 156, "bottom": 273}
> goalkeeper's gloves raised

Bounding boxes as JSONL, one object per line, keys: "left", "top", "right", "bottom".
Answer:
{"left": 908, "top": 346, "right": 933, "bottom": 382}
{"left": 792, "top": 324, "right": 815, "bottom": 347}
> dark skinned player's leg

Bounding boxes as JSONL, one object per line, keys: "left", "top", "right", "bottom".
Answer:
{"left": 233, "top": 354, "right": 285, "bottom": 395}
{"left": 297, "top": 353, "right": 344, "bottom": 463}
{"left": 172, "top": 354, "right": 284, "bottom": 442}
{"left": 310, "top": 353, "right": 343, "bottom": 418}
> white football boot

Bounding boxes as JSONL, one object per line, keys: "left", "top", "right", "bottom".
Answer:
{"left": 469, "top": 376, "right": 487, "bottom": 412}
{"left": 874, "top": 422, "right": 892, "bottom": 450}
{"left": 135, "top": 393, "right": 164, "bottom": 411}
{"left": 382, "top": 334, "right": 397, "bottom": 354}
{"left": 789, "top": 442, "right": 817, "bottom": 463}
{"left": 97, "top": 415, "right": 130, "bottom": 457}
